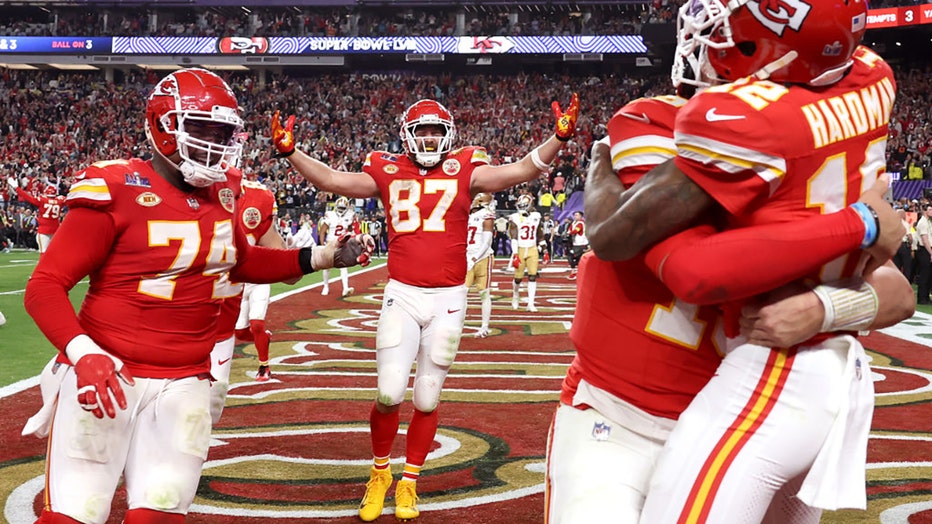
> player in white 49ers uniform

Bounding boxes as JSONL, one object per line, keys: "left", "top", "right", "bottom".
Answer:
{"left": 508, "top": 194, "right": 543, "bottom": 312}
{"left": 583, "top": 2, "right": 913, "bottom": 521}
{"left": 21, "top": 68, "right": 371, "bottom": 524}
{"left": 319, "top": 196, "right": 359, "bottom": 296}
{"left": 272, "top": 93, "right": 579, "bottom": 521}
{"left": 465, "top": 193, "right": 496, "bottom": 338}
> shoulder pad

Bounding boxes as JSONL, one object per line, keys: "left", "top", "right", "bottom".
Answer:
{"left": 67, "top": 162, "right": 128, "bottom": 210}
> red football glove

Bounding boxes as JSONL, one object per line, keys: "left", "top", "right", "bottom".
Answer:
{"left": 271, "top": 110, "right": 296, "bottom": 158}
{"left": 66, "top": 335, "right": 135, "bottom": 419}
{"left": 552, "top": 92, "right": 580, "bottom": 142}
{"left": 511, "top": 254, "right": 521, "bottom": 269}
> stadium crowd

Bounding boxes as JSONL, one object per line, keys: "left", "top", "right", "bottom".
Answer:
{"left": 0, "top": 2, "right": 676, "bottom": 38}
{"left": 1, "top": 58, "right": 931, "bottom": 256}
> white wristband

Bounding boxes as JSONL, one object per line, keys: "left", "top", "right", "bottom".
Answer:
{"left": 65, "top": 334, "right": 109, "bottom": 363}
{"left": 812, "top": 278, "right": 879, "bottom": 333}
{"left": 510, "top": 239, "right": 518, "bottom": 254}
{"left": 530, "top": 147, "right": 551, "bottom": 172}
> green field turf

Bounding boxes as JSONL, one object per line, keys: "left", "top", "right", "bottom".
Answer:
{"left": 0, "top": 249, "right": 339, "bottom": 387}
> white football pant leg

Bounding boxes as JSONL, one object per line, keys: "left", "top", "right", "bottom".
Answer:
{"left": 375, "top": 281, "right": 423, "bottom": 407}
{"left": 412, "top": 286, "right": 466, "bottom": 412}
{"left": 640, "top": 342, "right": 847, "bottom": 523}
{"left": 124, "top": 376, "right": 211, "bottom": 515}
{"left": 209, "top": 336, "right": 236, "bottom": 424}
{"left": 547, "top": 403, "right": 667, "bottom": 524}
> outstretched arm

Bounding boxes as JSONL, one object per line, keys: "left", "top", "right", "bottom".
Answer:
{"left": 271, "top": 111, "right": 379, "bottom": 198}
{"left": 644, "top": 175, "right": 905, "bottom": 305}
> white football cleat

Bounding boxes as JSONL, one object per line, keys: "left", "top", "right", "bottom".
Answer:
{"left": 527, "top": 304, "right": 537, "bottom": 312}
{"left": 511, "top": 296, "right": 519, "bottom": 310}
{"left": 321, "top": 286, "right": 329, "bottom": 296}
{"left": 342, "top": 287, "right": 354, "bottom": 297}
{"left": 475, "top": 327, "right": 490, "bottom": 338}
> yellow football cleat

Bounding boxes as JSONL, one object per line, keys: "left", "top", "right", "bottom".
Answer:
{"left": 359, "top": 466, "right": 393, "bottom": 522}
{"left": 394, "top": 479, "right": 420, "bottom": 520}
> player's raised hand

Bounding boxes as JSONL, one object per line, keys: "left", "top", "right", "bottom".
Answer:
{"left": 271, "top": 110, "right": 296, "bottom": 158}
{"left": 857, "top": 173, "right": 904, "bottom": 273}
{"left": 65, "top": 335, "right": 135, "bottom": 419}
{"left": 552, "top": 92, "right": 580, "bottom": 142}
{"left": 7, "top": 177, "right": 18, "bottom": 190}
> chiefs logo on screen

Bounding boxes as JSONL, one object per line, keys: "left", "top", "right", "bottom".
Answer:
{"left": 218, "top": 37, "right": 269, "bottom": 54}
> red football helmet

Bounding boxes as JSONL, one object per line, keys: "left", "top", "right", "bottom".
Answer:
{"left": 145, "top": 68, "right": 244, "bottom": 187}
{"left": 400, "top": 99, "right": 456, "bottom": 168}
{"left": 673, "top": 0, "right": 868, "bottom": 88}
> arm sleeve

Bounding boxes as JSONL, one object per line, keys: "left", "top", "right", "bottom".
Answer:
{"left": 644, "top": 207, "right": 866, "bottom": 305}
{"left": 230, "top": 222, "right": 306, "bottom": 283}
{"left": 24, "top": 207, "right": 116, "bottom": 351}
{"left": 16, "top": 187, "right": 39, "bottom": 208}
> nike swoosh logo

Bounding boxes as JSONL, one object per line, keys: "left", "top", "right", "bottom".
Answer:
{"left": 705, "top": 108, "right": 746, "bottom": 122}
{"left": 622, "top": 112, "right": 651, "bottom": 124}
{"left": 447, "top": 309, "right": 461, "bottom": 314}
{"left": 218, "top": 358, "right": 231, "bottom": 366}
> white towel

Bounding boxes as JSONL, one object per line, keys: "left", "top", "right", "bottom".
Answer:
{"left": 22, "top": 358, "right": 68, "bottom": 438}
{"left": 797, "top": 335, "right": 874, "bottom": 510}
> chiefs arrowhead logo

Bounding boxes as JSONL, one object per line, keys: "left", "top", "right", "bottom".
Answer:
{"left": 747, "top": 0, "right": 812, "bottom": 36}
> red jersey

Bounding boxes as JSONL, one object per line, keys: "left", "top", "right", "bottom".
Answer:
{"left": 27, "top": 158, "right": 244, "bottom": 378}
{"left": 16, "top": 187, "right": 66, "bottom": 235}
{"left": 566, "top": 95, "right": 725, "bottom": 420}
{"left": 674, "top": 46, "right": 894, "bottom": 330}
{"left": 216, "top": 179, "right": 278, "bottom": 340}
{"left": 364, "top": 147, "right": 490, "bottom": 287}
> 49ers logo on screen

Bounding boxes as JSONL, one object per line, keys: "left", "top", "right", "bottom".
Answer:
{"left": 218, "top": 37, "right": 269, "bottom": 54}
{"left": 747, "top": 0, "right": 812, "bottom": 36}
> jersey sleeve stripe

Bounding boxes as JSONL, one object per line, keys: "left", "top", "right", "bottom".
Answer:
{"left": 676, "top": 132, "right": 786, "bottom": 186}
{"left": 611, "top": 135, "right": 676, "bottom": 172}
{"left": 67, "top": 178, "right": 112, "bottom": 203}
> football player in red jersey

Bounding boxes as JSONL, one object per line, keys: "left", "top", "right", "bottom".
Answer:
{"left": 6, "top": 178, "right": 66, "bottom": 254}
{"left": 22, "top": 68, "right": 372, "bottom": 524}
{"left": 271, "top": 93, "right": 579, "bottom": 521}
{"left": 581, "top": 2, "right": 914, "bottom": 522}
{"left": 547, "top": 91, "right": 909, "bottom": 524}
{"left": 209, "top": 170, "right": 289, "bottom": 425}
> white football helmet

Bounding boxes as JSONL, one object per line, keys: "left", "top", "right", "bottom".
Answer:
{"left": 516, "top": 194, "right": 533, "bottom": 215}
{"left": 334, "top": 196, "right": 350, "bottom": 216}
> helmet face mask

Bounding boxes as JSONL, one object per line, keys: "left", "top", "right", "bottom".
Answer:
{"left": 145, "top": 68, "right": 244, "bottom": 187}
{"left": 516, "top": 195, "right": 532, "bottom": 215}
{"left": 334, "top": 196, "right": 350, "bottom": 216}
{"left": 673, "top": 0, "right": 867, "bottom": 88}
{"left": 400, "top": 100, "right": 456, "bottom": 168}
